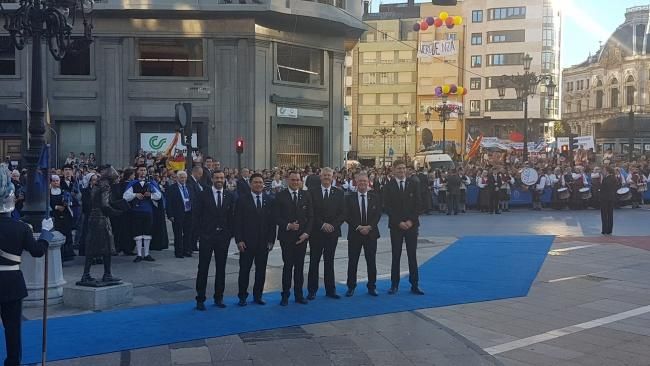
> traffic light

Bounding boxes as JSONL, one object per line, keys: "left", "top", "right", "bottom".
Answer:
{"left": 432, "top": 0, "right": 458, "bottom": 5}
{"left": 236, "top": 138, "right": 244, "bottom": 154}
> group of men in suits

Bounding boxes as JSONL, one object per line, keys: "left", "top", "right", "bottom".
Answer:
{"left": 186, "top": 160, "right": 424, "bottom": 310}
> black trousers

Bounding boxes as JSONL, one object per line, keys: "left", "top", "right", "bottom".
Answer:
{"left": 600, "top": 200, "right": 614, "bottom": 234}
{"left": 347, "top": 238, "right": 377, "bottom": 290}
{"left": 281, "top": 240, "right": 307, "bottom": 299}
{"left": 308, "top": 234, "right": 338, "bottom": 295}
{"left": 238, "top": 245, "right": 269, "bottom": 300}
{"left": 1, "top": 299, "right": 22, "bottom": 366}
{"left": 447, "top": 193, "right": 459, "bottom": 214}
{"left": 489, "top": 190, "right": 500, "bottom": 213}
{"left": 195, "top": 235, "right": 229, "bottom": 303}
{"left": 172, "top": 213, "right": 193, "bottom": 256}
{"left": 390, "top": 228, "right": 419, "bottom": 288}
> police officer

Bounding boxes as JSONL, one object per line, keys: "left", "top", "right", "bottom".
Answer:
{"left": 0, "top": 164, "right": 51, "bottom": 366}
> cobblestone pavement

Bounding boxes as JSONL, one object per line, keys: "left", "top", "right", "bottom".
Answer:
{"left": 20, "top": 208, "right": 650, "bottom": 365}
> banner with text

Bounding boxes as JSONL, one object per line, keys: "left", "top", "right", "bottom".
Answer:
{"left": 140, "top": 133, "right": 198, "bottom": 155}
{"left": 417, "top": 40, "right": 458, "bottom": 58}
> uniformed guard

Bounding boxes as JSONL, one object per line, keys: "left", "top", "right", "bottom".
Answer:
{"left": 0, "top": 164, "right": 51, "bottom": 366}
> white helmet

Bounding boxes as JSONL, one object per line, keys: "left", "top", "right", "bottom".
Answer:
{"left": 0, "top": 163, "right": 16, "bottom": 213}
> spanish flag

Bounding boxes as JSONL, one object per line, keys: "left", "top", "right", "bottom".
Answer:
{"left": 466, "top": 134, "right": 483, "bottom": 160}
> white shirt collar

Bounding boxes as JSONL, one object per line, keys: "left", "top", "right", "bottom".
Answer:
{"left": 289, "top": 188, "right": 300, "bottom": 195}
{"left": 211, "top": 186, "right": 223, "bottom": 194}
{"left": 251, "top": 191, "right": 262, "bottom": 200}
{"left": 321, "top": 185, "right": 331, "bottom": 191}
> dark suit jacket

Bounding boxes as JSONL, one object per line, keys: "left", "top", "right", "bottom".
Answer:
{"left": 345, "top": 191, "right": 381, "bottom": 241}
{"left": 0, "top": 217, "right": 47, "bottom": 302}
{"left": 309, "top": 186, "right": 346, "bottom": 238}
{"left": 446, "top": 174, "right": 462, "bottom": 195}
{"left": 487, "top": 174, "right": 502, "bottom": 192}
{"left": 234, "top": 192, "right": 276, "bottom": 250}
{"left": 600, "top": 175, "right": 619, "bottom": 203}
{"left": 237, "top": 178, "right": 251, "bottom": 197}
{"left": 305, "top": 175, "right": 321, "bottom": 191}
{"left": 274, "top": 189, "right": 314, "bottom": 243}
{"left": 166, "top": 183, "right": 193, "bottom": 220}
{"left": 192, "top": 188, "right": 234, "bottom": 242}
{"left": 187, "top": 176, "right": 203, "bottom": 197}
{"left": 382, "top": 178, "right": 420, "bottom": 229}
{"left": 200, "top": 168, "right": 213, "bottom": 189}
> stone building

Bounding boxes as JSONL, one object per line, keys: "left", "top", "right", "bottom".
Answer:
{"left": 562, "top": 5, "right": 650, "bottom": 156}
{"left": 0, "top": 0, "right": 364, "bottom": 168}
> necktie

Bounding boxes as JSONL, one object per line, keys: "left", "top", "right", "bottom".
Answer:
{"left": 182, "top": 185, "right": 191, "bottom": 211}
{"left": 399, "top": 180, "right": 404, "bottom": 192}
{"left": 256, "top": 195, "right": 262, "bottom": 209}
{"left": 324, "top": 188, "right": 329, "bottom": 200}
{"left": 217, "top": 191, "right": 222, "bottom": 209}
{"left": 292, "top": 192, "right": 298, "bottom": 205}
{"left": 361, "top": 194, "right": 367, "bottom": 225}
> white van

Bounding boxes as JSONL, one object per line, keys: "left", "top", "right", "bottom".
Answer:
{"left": 412, "top": 151, "right": 455, "bottom": 171}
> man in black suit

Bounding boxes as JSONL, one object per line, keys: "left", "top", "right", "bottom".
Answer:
{"left": 167, "top": 171, "right": 194, "bottom": 258}
{"left": 274, "top": 171, "right": 313, "bottom": 306}
{"left": 600, "top": 166, "right": 618, "bottom": 235}
{"left": 487, "top": 167, "right": 502, "bottom": 214}
{"left": 234, "top": 173, "right": 277, "bottom": 306}
{"left": 382, "top": 160, "right": 424, "bottom": 295}
{"left": 304, "top": 167, "right": 321, "bottom": 191}
{"left": 344, "top": 172, "right": 381, "bottom": 297}
{"left": 236, "top": 168, "right": 251, "bottom": 197}
{"left": 200, "top": 156, "right": 214, "bottom": 189}
{"left": 446, "top": 169, "right": 461, "bottom": 215}
{"left": 192, "top": 170, "right": 235, "bottom": 310}
{"left": 308, "top": 167, "right": 345, "bottom": 300}
{"left": 187, "top": 166, "right": 204, "bottom": 252}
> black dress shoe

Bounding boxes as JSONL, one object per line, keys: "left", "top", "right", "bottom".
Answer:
{"left": 254, "top": 298, "right": 266, "bottom": 305}
{"left": 326, "top": 293, "right": 341, "bottom": 299}
{"left": 102, "top": 274, "right": 121, "bottom": 282}
{"left": 411, "top": 287, "right": 425, "bottom": 295}
{"left": 175, "top": 254, "right": 185, "bottom": 259}
{"left": 388, "top": 287, "right": 398, "bottom": 295}
{"left": 238, "top": 299, "right": 247, "bottom": 307}
{"left": 143, "top": 255, "right": 155, "bottom": 262}
{"left": 295, "top": 298, "right": 308, "bottom": 305}
{"left": 214, "top": 300, "right": 226, "bottom": 308}
{"left": 307, "top": 292, "right": 316, "bottom": 300}
{"left": 196, "top": 302, "right": 206, "bottom": 311}
{"left": 368, "top": 289, "right": 378, "bottom": 296}
{"left": 133, "top": 256, "right": 143, "bottom": 263}
{"left": 280, "top": 297, "right": 289, "bottom": 306}
{"left": 345, "top": 288, "right": 355, "bottom": 297}
{"left": 184, "top": 253, "right": 193, "bottom": 258}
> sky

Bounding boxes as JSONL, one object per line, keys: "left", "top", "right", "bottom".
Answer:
{"left": 369, "top": 0, "right": 650, "bottom": 69}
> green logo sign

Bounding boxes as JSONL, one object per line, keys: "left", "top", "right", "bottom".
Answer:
{"left": 149, "top": 136, "right": 167, "bottom": 150}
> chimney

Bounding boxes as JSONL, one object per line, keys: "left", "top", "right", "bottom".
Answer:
{"left": 363, "top": 0, "right": 369, "bottom": 15}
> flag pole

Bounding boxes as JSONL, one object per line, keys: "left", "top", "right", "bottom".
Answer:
{"left": 41, "top": 143, "right": 51, "bottom": 366}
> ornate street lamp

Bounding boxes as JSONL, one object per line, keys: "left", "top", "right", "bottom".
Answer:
{"left": 394, "top": 113, "right": 416, "bottom": 161}
{"left": 497, "top": 54, "right": 555, "bottom": 162}
{"left": 433, "top": 84, "right": 466, "bottom": 154}
{"left": 373, "top": 125, "right": 396, "bottom": 167}
{"left": 1, "top": 0, "right": 94, "bottom": 230}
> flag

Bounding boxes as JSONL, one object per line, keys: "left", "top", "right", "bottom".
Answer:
{"left": 164, "top": 131, "right": 181, "bottom": 158}
{"left": 466, "top": 135, "right": 483, "bottom": 160}
{"left": 466, "top": 133, "right": 473, "bottom": 153}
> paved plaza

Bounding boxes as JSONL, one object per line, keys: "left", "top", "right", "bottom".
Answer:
{"left": 19, "top": 207, "right": 650, "bottom": 366}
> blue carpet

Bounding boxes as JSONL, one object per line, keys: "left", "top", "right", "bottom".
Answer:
{"left": 2, "top": 235, "right": 553, "bottom": 364}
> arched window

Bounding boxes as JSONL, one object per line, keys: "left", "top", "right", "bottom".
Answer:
{"left": 626, "top": 75, "right": 635, "bottom": 83}
{"left": 611, "top": 88, "right": 619, "bottom": 108}
{"left": 625, "top": 75, "right": 635, "bottom": 106}
{"left": 596, "top": 90, "right": 604, "bottom": 109}
{"left": 596, "top": 79, "right": 603, "bottom": 87}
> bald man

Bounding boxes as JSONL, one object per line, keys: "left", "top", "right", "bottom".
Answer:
{"left": 167, "top": 171, "right": 195, "bottom": 258}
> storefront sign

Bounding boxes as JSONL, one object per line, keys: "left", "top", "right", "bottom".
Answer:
{"left": 417, "top": 40, "right": 458, "bottom": 58}
{"left": 573, "top": 136, "right": 595, "bottom": 150}
{"left": 140, "top": 133, "right": 197, "bottom": 154}
{"left": 277, "top": 106, "right": 298, "bottom": 118}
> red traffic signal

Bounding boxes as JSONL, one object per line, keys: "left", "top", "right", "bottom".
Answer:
{"left": 236, "top": 138, "right": 244, "bottom": 154}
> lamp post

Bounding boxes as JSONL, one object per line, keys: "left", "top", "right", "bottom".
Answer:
{"left": 430, "top": 96, "right": 463, "bottom": 154}
{"left": 373, "top": 125, "right": 395, "bottom": 167}
{"left": 394, "top": 113, "right": 416, "bottom": 161}
{"left": 497, "top": 54, "right": 556, "bottom": 162}
{"left": 1, "top": 0, "right": 95, "bottom": 230}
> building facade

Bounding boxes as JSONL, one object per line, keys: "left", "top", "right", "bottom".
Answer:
{"left": 0, "top": 0, "right": 364, "bottom": 168}
{"left": 461, "top": 0, "right": 561, "bottom": 144}
{"left": 562, "top": 5, "right": 650, "bottom": 156}
{"left": 350, "top": 2, "right": 420, "bottom": 166}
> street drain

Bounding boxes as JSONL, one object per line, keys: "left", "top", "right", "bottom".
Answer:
{"left": 583, "top": 275, "right": 609, "bottom": 282}
{"left": 240, "top": 326, "right": 312, "bottom": 343}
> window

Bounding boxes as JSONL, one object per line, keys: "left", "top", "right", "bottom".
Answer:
{"left": 378, "top": 72, "right": 394, "bottom": 84}
{"left": 362, "top": 94, "right": 376, "bottom": 105}
{"left": 379, "top": 93, "right": 393, "bottom": 105}
{"left": 485, "top": 99, "right": 523, "bottom": 112}
{"left": 276, "top": 43, "right": 323, "bottom": 85}
{"left": 487, "top": 53, "right": 523, "bottom": 66}
{"left": 364, "top": 32, "right": 375, "bottom": 42}
{"left": 488, "top": 7, "right": 526, "bottom": 20}
{"left": 471, "top": 55, "right": 482, "bottom": 68}
{"left": 362, "top": 52, "right": 376, "bottom": 64}
{"left": 470, "top": 78, "right": 481, "bottom": 90}
{"left": 487, "top": 30, "right": 525, "bottom": 43}
{"left": 626, "top": 85, "right": 635, "bottom": 106}
{"left": 60, "top": 44, "right": 91, "bottom": 76}
{"left": 398, "top": 50, "right": 412, "bottom": 63}
{"left": 397, "top": 72, "right": 412, "bottom": 83}
{"left": 0, "top": 37, "right": 16, "bottom": 76}
{"left": 138, "top": 39, "right": 203, "bottom": 77}
{"left": 541, "top": 51, "right": 554, "bottom": 70}
{"left": 472, "top": 10, "right": 483, "bottom": 23}
{"left": 398, "top": 93, "right": 412, "bottom": 105}
{"left": 471, "top": 33, "right": 482, "bottom": 45}
{"left": 486, "top": 76, "right": 507, "bottom": 89}
{"left": 611, "top": 88, "right": 619, "bottom": 108}
{"left": 362, "top": 73, "right": 376, "bottom": 85}
{"left": 380, "top": 51, "right": 394, "bottom": 64}
{"left": 596, "top": 90, "right": 604, "bottom": 109}
{"left": 543, "top": 28, "right": 554, "bottom": 47}
{"left": 566, "top": 101, "right": 572, "bottom": 113}
{"left": 470, "top": 100, "right": 481, "bottom": 116}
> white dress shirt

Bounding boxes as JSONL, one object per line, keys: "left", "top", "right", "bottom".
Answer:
{"left": 212, "top": 186, "right": 224, "bottom": 207}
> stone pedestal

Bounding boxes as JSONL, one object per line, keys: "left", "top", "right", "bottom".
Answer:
{"left": 22, "top": 231, "right": 67, "bottom": 308}
{"left": 63, "top": 282, "right": 133, "bottom": 310}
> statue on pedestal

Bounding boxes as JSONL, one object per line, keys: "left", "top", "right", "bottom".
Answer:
{"left": 78, "top": 165, "right": 124, "bottom": 287}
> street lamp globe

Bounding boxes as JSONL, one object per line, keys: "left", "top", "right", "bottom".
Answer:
{"left": 424, "top": 107, "right": 432, "bottom": 122}
{"left": 523, "top": 53, "right": 533, "bottom": 72}
{"left": 497, "top": 76, "right": 507, "bottom": 99}
{"left": 546, "top": 79, "right": 556, "bottom": 98}
{"left": 515, "top": 87, "right": 525, "bottom": 100}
